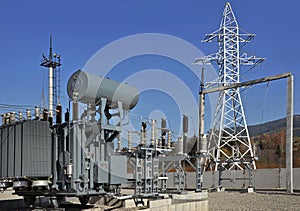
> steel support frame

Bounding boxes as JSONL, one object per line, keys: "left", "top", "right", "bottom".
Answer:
{"left": 134, "top": 147, "right": 159, "bottom": 197}
{"left": 199, "top": 72, "right": 294, "bottom": 192}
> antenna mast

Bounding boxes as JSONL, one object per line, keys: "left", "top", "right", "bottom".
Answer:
{"left": 194, "top": 3, "right": 264, "bottom": 177}
{"left": 40, "top": 36, "right": 61, "bottom": 118}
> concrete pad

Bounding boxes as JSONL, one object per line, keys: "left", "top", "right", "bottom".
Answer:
{"left": 172, "top": 192, "right": 208, "bottom": 200}
{"left": 195, "top": 200, "right": 208, "bottom": 211}
{"left": 247, "top": 187, "right": 255, "bottom": 193}
{"left": 124, "top": 199, "right": 136, "bottom": 208}
{"left": 151, "top": 206, "right": 167, "bottom": 211}
{"left": 189, "top": 201, "right": 196, "bottom": 211}
{"left": 175, "top": 203, "right": 184, "bottom": 211}
{"left": 168, "top": 205, "right": 176, "bottom": 211}
{"left": 148, "top": 198, "right": 172, "bottom": 208}
{"left": 184, "top": 202, "right": 190, "bottom": 210}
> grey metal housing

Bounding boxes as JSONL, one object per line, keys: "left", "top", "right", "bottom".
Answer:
{"left": 0, "top": 120, "right": 52, "bottom": 178}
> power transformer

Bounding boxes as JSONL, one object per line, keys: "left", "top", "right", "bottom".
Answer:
{"left": 0, "top": 70, "right": 139, "bottom": 207}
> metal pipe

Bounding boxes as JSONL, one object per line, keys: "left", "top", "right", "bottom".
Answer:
{"left": 49, "top": 66, "right": 53, "bottom": 117}
{"left": 199, "top": 92, "right": 205, "bottom": 153}
{"left": 286, "top": 75, "right": 294, "bottom": 193}
{"left": 183, "top": 115, "right": 188, "bottom": 153}
{"left": 117, "top": 135, "right": 121, "bottom": 153}
{"left": 128, "top": 132, "right": 132, "bottom": 152}
{"left": 72, "top": 93, "right": 79, "bottom": 121}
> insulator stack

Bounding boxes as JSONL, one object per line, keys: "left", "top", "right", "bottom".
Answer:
{"left": 35, "top": 107, "right": 39, "bottom": 120}
{"left": 117, "top": 135, "right": 121, "bottom": 153}
{"left": 1, "top": 114, "right": 5, "bottom": 125}
{"left": 167, "top": 130, "right": 172, "bottom": 149}
{"left": 26, "top": 109, "right": 31, "bottom": 120}
{"left": 161, "top": 118, "right": 167, "bottom": 148}
{"left": 140, "top": 122, "right": 147, "bottom": 146}
{"left": 42, "top": 109, "right": 48, "bottom": 121}
{"left": 151, "top": 119, "right": 156, "bottom": 146}
{"left": 65, "top": 108, "right": 70, "bottom": 122}
{"left": 182, "top": 115, "right": 188, "bottom": 153}
{"left": 5, "top": 113, "right": 10, "bottom": 124}
{"left": 18, "top": 111, "right": 23, "bottom": 121}
{"left": 200, "top": 134, "right": 208, "bottom": 153}
{"left": 56, "top": 105, "right": 62, "bottom": 124}
{"left": 10, "top": 112, "right": 15, "bottom": 123}
{"left": 72, "top": 101, "right": 79, "bottom": 121}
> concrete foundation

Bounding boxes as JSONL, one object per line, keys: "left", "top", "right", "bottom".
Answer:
{"left": 124, "top": 192, "right": 208, "bottom": 211}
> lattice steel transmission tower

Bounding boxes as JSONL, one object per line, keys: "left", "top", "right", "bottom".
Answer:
{"left": 194, "top": 3, "right": 264, "bottom": 173}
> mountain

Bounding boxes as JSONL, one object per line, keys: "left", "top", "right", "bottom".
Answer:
{"left": 248, "top": 115, "right": 300, "bottom": 137}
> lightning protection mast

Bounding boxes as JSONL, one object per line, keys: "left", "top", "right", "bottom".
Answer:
{"left": 41, "top": 36, "right": 61, "bottom": 120}
{"left": 194, "top": 2, "right": 264, "bottom": 189}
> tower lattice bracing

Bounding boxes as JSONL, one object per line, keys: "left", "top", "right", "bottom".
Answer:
{"left": 194, "top": 3, "right": 264, "bottom": 171}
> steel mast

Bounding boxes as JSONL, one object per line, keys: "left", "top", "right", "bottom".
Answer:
{"left": 194, "top": 3, "right": 264, "bottom": 175}
{"left": 41, "top": 36, "right": 61, "bottom": 119}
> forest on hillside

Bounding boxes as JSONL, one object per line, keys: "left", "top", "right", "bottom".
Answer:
{"left": 250, "top": 115, "right": 300, "bottom": 168}
{"left": 185, "top": 115, "right": 300, "bottom": 169}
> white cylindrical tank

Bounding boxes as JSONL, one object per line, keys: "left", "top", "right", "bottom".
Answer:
{"left": 67, "top": 70, "right": 139, "bottom": 110}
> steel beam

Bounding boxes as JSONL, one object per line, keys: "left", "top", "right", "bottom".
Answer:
{"left": 286, "top": 75, "right": 294, "bottom": 193}
{"left": 203, "top": 72, "right": 291, "bottom": 94}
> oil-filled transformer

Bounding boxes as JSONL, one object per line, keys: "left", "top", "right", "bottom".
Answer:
{"left": 0, "top": 70, "right": 139, "bottom": 207}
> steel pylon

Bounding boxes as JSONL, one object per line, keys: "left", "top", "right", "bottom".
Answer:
{"left": 194, "top": 3, "right": 264, "bottom": 172}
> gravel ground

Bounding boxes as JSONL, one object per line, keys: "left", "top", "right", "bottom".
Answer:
{"left": 209, "top": 191, "right": 300, "bottom": 211}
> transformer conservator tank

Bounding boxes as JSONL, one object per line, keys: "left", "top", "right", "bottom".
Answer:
{"left": 67, "top": 70, "right": 139, "bottom": 110}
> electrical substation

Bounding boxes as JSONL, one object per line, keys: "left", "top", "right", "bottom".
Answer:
{"left": 0, "top": 2, "right": 295, "bottom": 210}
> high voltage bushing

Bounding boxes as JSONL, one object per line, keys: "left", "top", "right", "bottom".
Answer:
{"left": 182, "top": 115, "right": 188, "bottom": 153}
{"left": 177, "top": 137, "right": 184, "bottom": 155}
{"left": 183, "top": 115, "right": 188, "bottom": 134}
{"left": 161, "top": 118, "right": 167, "bottom": 147}
{"left": 151, "top": 119, "right": 156, "bottom": 146}
{"left": 26, "top": 109, "right": 31, "bottom": 120}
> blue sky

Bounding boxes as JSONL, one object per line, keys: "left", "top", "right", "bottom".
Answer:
{"left": 0, "top": 1, "right": 299, "bottom": 136}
